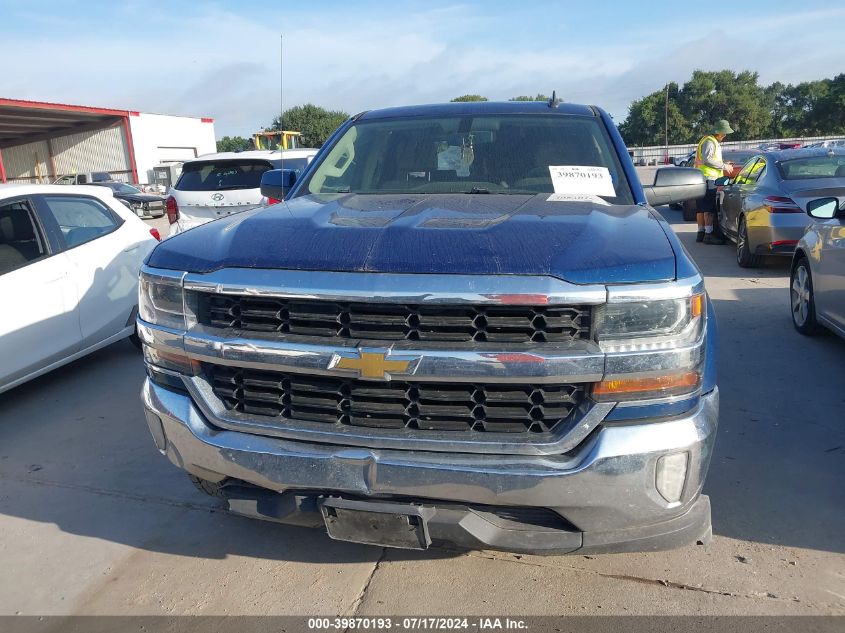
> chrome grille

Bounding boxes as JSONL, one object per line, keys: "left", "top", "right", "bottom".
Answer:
{"left": 195, "top": 293, "right": 591, "bottom": 343}
{"left": 207, "top": 365, "right": 586, "bottom": 434}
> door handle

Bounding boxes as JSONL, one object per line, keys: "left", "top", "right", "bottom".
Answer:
{"left": 123, "top": 245, "right": 140, "bottom": 253}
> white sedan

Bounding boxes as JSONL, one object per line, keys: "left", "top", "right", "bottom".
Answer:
{"left": 0, "top": 184, "right": 159, "bottom": 393}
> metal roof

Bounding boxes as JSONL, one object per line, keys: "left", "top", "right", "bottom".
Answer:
{"left": 0, "top": 98, "right": 131, "bottom": 149}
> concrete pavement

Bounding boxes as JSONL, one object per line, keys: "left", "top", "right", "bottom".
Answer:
{"left": 0, "top": 209, "right": 843, "bottom": 616}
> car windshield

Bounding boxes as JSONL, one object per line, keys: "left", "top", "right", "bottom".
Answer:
{"left": 176, "top": 160, "right": 275, "bottom": 191}
{"left": 778, "top": 155, "right": 845, "bottom": 180}
{"left": 301, "top": 114, "right": 634, "bottom": 204}
{"left": 105, "top": 182, "right": 141, "bottom": 194}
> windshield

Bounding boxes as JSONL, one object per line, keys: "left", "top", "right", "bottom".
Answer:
{"left": 104, "top": 182, "right": 141, "bottom": 194}
{"left": 778, "top": 155, "right": 845, "bottom": 180}
{"left": 176, "top": 159, "right": 275, "bottom": 191}
{"left": 301, "top": 114, "right": 633, "bottom": 203}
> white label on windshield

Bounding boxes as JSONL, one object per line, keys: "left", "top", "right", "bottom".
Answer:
{"left": 546, "top": 193, "right": 610, "bottom": 205}
{"left": 549, "top": 165, "right": 615, "bottom": 196}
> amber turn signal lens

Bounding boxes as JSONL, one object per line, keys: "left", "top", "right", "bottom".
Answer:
{"left": 143, "top": 346, "right": 201, "bottom": 375}
{"left": 690, "top": 294, "right": 703, "bottom": 318}
{"left": 591, "top": 371, "right": 700, "bottom": 401}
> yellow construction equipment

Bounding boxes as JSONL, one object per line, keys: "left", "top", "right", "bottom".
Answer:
{"left": 253, "top": 130, "right": 302, "bottom": 150}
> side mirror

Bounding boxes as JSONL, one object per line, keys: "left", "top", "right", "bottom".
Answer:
{"left": 643, "top": 167, "right": 706, "bottom": 208}
{"left": 714, "top": 176, "right": 731, "bottom": 186}
{"left": 806, "top": 197, "right": 841, "bottom": 220}
{"left": 260, "top": 169, "right": 297, "bottom": 201}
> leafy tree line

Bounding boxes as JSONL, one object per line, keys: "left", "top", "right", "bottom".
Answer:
{"left": 618, "top": 70, "right": 845, "bottom": 146}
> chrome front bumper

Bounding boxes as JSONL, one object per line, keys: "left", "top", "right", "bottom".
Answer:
{"left": 142, "top": 379, "right": 718, "bottom": 554}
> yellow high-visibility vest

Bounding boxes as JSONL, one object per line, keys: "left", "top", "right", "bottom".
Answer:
{"left": 694, "top": 135, "right": 723, "bottom": 179}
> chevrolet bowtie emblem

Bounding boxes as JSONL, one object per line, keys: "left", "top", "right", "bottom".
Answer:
{"left": 331, "top": 349, "right": 418, "bottom": 380}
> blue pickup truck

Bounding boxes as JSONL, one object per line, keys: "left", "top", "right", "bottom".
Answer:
{"left": 138, "top": 100, "right": 716, "bottom": 554}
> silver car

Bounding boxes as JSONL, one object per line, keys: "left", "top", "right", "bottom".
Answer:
{"left": 718, "top": 148, "right": 845, "bottom": 267}
{"left": 791, "top": 196, "right": 845, "bottom": 339}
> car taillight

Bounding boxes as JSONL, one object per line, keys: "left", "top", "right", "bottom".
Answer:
{"left": 764, "top": 196, "right": 802, "bottom": 213}
{"left": 267, "top": 197, "right": 282, "bottom": 205}
{"left": 165, "top": 196, "right": 179, "bottom": 224}
{"left": 149, "top": 228, "right": 161, "bottom": 241}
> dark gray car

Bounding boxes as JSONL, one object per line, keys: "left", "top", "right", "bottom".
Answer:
{"left": 718, "top": 148, "right": 845, "bottom": 267}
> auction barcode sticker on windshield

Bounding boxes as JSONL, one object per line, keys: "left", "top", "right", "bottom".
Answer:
{"left": 549, "top": 165, "right": 615, "bottom": 196}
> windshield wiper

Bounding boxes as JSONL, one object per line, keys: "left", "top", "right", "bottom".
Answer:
{"left": 214, "top": 185, "right": 251, "bottom": 191}
{"left": 465, "top": 187, "right": 491, "bottom": 194}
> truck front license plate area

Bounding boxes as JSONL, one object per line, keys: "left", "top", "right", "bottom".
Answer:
{"left": 320, "top": 498, "right": 433, "bottom": 550}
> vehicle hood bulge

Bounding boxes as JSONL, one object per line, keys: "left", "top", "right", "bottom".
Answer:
{"left": 147, "top": 194, "right": 677, "bottom": 284}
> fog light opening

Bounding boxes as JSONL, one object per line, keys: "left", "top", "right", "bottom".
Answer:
{"left": 656, "top": 452, "right": 689, "bottom": 503}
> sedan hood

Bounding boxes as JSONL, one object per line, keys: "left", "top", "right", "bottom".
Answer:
{"left": 147, "top": 193, "right": 677, "bottom": 284}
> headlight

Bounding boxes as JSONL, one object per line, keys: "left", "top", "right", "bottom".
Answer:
{"left": 593, "top": 294, "right": 704, "bottom": 352}
{"left": 591, "top": 286, "right": 706, "bottom": 403}
{"left": 139, "top": 272, "right": 185, "bottom": 330}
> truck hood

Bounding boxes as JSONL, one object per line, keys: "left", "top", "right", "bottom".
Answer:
{"left": 147, "top": 193, "right": 677, "bottom": 284}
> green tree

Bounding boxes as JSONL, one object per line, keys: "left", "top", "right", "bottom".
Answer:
{"left": 216, "top": 135, "right": 252, "bottom": 153}
{"left": 618, "top": 83, "right": 689, "bottom": 146}
{"left": 765, "top": 81, "right": 790, "bottom": 137}
{"left": 450, "top": 94, "right": 488, "bottom": 102}
{"left": 620, "top": 70, "right": 845, "bottom": 146}
{"left": 817, "top": 73, "right": 845, "bottom": 134}
{"left": 269, "top": 104, "right": 349, "bottom": 148}
{"left": 676, "top": 70, "right": 771, "bottom": 141}
{"left": 509, "top": 94, "right": 550, "bottom": 102}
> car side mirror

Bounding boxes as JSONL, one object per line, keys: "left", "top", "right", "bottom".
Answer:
{"left": 260, "top": 169, "right": 297, "bottom": 201}
{"left": 714, "top": 176, "right": 731, "bottom": 186}
{"left": 806, "top": 197, "right": 841, "bottom": 220}
{"left": 643, "top": 167, "right": 706, "bottom": 207}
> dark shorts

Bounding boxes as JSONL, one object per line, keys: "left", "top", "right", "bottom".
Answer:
{"left": 696, "top": 186, "right": 718, "bottom": 214}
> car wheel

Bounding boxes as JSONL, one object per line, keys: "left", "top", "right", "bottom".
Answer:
{"left": 189, "top": 475, "right": 229, "bottom": 499}
{"left": 682, "top": 200, "right": 697, "bottom": 221}
{"left": 791, "top": 257, "right": 820, "bottom": 335}
{"left": 736, "top": 217, "right": 761, "bottom": 268}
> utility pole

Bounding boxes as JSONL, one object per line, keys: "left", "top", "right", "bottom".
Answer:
{"left": 664, "top": 83, "right": 669, "bottom": 164}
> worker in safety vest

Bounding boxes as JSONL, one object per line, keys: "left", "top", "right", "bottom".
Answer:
{"left": 693, "top": 120, "right": 734, "bottom": 244}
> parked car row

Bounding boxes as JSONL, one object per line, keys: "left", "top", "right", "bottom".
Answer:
{"left": 664, "top": 146, "right": 845, "bottom": 341}
{"left": 52, "top": 173, "right": 166, "bottom": 219}
{"left": 716, "top": 148, "right": 845, "bottom": 267}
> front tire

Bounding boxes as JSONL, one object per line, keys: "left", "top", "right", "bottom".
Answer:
{"left": 736, "top": 217, "right": 761, "bottom": 268}
{"left": 189, "top": 475, "right": 229, "bottom": 499}
{"left": 791, "top": 257, "right": 820, "bottom": 335}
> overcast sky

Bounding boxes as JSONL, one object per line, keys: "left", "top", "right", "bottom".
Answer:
{"left": 2, "top": 0, "right": 843, "bottom": 137}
